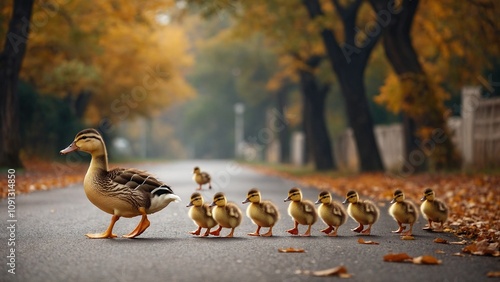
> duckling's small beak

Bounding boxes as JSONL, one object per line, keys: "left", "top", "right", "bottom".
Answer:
{"left": 242, "top": 198, "right": 250, "bottom": 204}
{"left": 420, "top": 195, "right": 426, "bottom": 201}
{"left": 314, "top": 199, "right": 321, "bottom": 205}
{"left": 60, "top": 142, "right": 78, "bottom": 155}
{"left": 209, "top": 202, "right": 216, "bottom": 207}
{"left": 284, "top": 196, "right": 291, "bottom": 202}
{"left": 390, "top": 198, "right": 396, "bottom": 204}
{"left": 342, "top": 198, "right": 348, "bottom": 204}
{"left": 186, "top": 201, "right": 194, "bottom": 208}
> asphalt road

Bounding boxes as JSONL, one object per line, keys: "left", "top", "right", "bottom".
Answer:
{"left": 1, "top": 160, "right": 497, "bottom": 282}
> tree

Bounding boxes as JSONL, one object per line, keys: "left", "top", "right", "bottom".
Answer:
{"left": 0, "top": 0, "right": 34, "bottom": 168}
{"left": 296, "top": 54, "right": 335, "bottom": 169}
{"left": 373, "top": 0, "right": 500, "bottom": 171}
{"left": 301, "top": 0, "right": 384, "bottom": 171}
{"left": 217, "top": 0, "right": 338, "bottom": 170}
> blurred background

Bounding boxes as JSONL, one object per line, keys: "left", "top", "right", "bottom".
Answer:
{"left": 1, "top": 0, "right": 499, "bottom": 174}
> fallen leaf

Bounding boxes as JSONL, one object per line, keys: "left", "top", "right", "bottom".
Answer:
{"left": 358, "top": 238, "right": 379, "bottom": 245}
{"left": 433, "top": 238, "right": 448, "bottom": 244}
{"left": 278, "top": 247, "right": 305, "bottom": 253}
{"left": 452, "top": 252, "right": 465, "bottom": 257}
{"left": 413, "top": 255, "right": 442, "bottom": 265}
{"left": 401, "top": 235, "right": 415, "bottom": 240}
{"left": 296, "top": 265, "right": 352, "bottom": 278}
{"left": 435, "top": 250, "right": 445, "bottom": 254}
{"left": 487, "top": 271, "right": 500, "bottom": 278}
{"left": 462, "top": 240, "right": 500, "bottom": 256}
{"left": 383, "top": 253, "right": 413, "bottom": 262}
{"left": 449, "top": 240, "right": 467, "bottom": 245}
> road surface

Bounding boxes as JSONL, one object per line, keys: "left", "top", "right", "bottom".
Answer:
{"left": 0, "top": 160, "right": 497, "bottom": 281}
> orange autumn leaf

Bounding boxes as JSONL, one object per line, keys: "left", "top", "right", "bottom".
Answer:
{"left": 358, "top": 238, "right": 379, "bottom": 245}
{"left": 296, "top": 265, "right": 352, "bottom": 278}
{"left": 413, "top": 255, "right": 442, "bottom": 265}
{"left": 383, "top": 253, "right": 413, "bottom": 262}
{"left": 278, "top": 248, "right": 305, "bottom": 253}
{"left": 433, "top": 238, "right": 448, "bottom": 244}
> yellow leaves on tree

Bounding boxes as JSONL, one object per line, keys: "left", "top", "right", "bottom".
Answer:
{"left": 11, "top": 0, "right": 193, "bottom": 123}
{"left": 375, "top": 72, "right": 450, "bottom": 142}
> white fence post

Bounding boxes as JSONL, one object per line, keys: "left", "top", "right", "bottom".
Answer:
{"left": 291, "top": 131, "right": 305, "bottom": 166}
{"left": 461, "top": 86, "right": 481, "bottom": 168}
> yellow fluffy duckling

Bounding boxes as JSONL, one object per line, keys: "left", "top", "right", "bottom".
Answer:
{"left": 242, "top": 188, "right": 280, "bottom": 237}
{"left": 193, "top": 167, "right": 212, "bottom": 190}
{"left": 284, "top": 187, "right": 317, "bottom": 237}
{"left": 420, "top": 188, "right": 448, "bottom": 231}
{"left": 389, "top": 189, "right": 418, "bottom": 236}
{"left": 315, "top": 191, "right": 347, "bottom": 237}
{"left": 209, "top": 192, "right": 242, "bottom": 238}
{"left": 342, "top": 190, "right": 379, "bottom": 235}
{"left": 60, "top": 128, "right": 180, "bottom": 239}
{"left": 186, "top": 192, "right": 217, "bottom": 236}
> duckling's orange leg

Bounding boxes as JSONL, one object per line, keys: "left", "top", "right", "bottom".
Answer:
{"left": 226, "top": 228, "right": 235, "bottom": 238}
{"left": 321, "top": 226, "right": 334, "bottom": 234}
{"left": 403, "top": 223, "right": 414, "bottom": 236}
{"left": 203, "top": 228, "right": 211, "bottom": 236}
{"left": 123, "top": 208, "right": 150, "bottom": 238}
{"left": 190, "top": 226, "right": 202, "bottom": 236}
{"left": 328, "top": 226, "right": 339, "bottom": 237}
{"left": 210, "top": 225, "right": 223, "bottom": 236}
{"left": 392, "top": 221, "right": 405, "bottom": 233}
{"left": 196, "top": 184, "right": 202, "bottom": 190}
{"left": 352, "top": 223, "right": 364, "bottom": 233}
{"left": 423, "top": 219, "right": 433, "bottom": 230}
{"left": 301, "top": 224, "right": 313, "bottom": 237}
{"left": 361, "top": 224, "right": 372, "bottom": 235}
{"left": 287, "top": 221, "right": 299, "bottom": 235}
{"left": 86, "top": 215, "right": 120, "bottom": 239}
{"left": 248, "top": 226, "right": 261, "bottom": 236}
{"left": 261, "top": 226, "right": 273, "bottom": 237}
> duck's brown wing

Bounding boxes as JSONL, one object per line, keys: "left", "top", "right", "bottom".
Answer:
{"left": 108, "top": 168, "right": 174, "bottom": 196}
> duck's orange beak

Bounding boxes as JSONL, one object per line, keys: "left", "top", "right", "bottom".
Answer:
{"left": 60, "top": 142, "right": 79, "bottom": 155}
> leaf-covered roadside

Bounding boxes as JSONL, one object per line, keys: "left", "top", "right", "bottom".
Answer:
{"left": 248, "top": 165, "right": 500, "bottom": 247}
{"left": 1, "top": 159, "right": 87, "bottom": 198}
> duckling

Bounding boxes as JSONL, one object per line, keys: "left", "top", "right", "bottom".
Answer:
{"left": 315, "top": 191, "right": 347, "bottom": 237}
{"left": 342, "top": 190, "right": 379, "bottom": 235}
{"left": 420, "top": 188, "right": 448, "bottom": 231}
{"left": 60, "top": 128, "right": 180, "bottom": 239}
{"left": 209, "top": 192, "right": 242, "bottom": 237}
{"left": 193, "top": 167, "right": 212, "bottom": 190}
{"left": 242, "top": 188, "right": 280, "bottom": 237}
{"left": 389, "top": 189, "right": 418, "bottom": 236}
{"left": 284, "top": 187, "right": 317, "bottom": 237}
{"left": 186, "top": 192, "right": 217, "bottom": 236}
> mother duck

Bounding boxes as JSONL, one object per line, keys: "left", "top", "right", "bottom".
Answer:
{"left": 60, "top": 128, "right": 180, "bottom": 239}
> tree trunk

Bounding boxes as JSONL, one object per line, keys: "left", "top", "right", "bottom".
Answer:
{"left": 298, "top": 55, "right": 335, "bottom": 171}
{"left": 276, "top": 83, "right": 290, "bottom": 163}
{"left": 371, "top": 0, "right": 458, "bottom": 171}
{"left": 0, "top": 0, "right": 35, "bottom": 168}
{"left": 302, "top": 0, "right": 384, "bottom": 172}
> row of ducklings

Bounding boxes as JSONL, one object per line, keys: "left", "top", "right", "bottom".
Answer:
{"left": 187, "top": 187, "right": 449, "bottom": 238}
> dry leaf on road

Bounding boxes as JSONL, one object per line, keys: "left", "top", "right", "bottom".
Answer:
{"left": 358, "top": 238, "right": 379, "bottom": 245}
{"left": 487, "top": 271, "right": 500, "bottom": 278}
{"left": 296, "top": 265, "right": 352, "bottom": 278}
{"left": 462, "top": 240, "right": 500, "bottom": 256}
{"left": 278, "top": 247, "right": 305, "bottom": 253}
{"left": 413, "top": 255, "right": 442, "bottom": 265}
{"left": 383, "top": 253, "right": 413, "bottom": 262}
{"left": 433, "top": 238, "right": 448, "bottom": 244}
